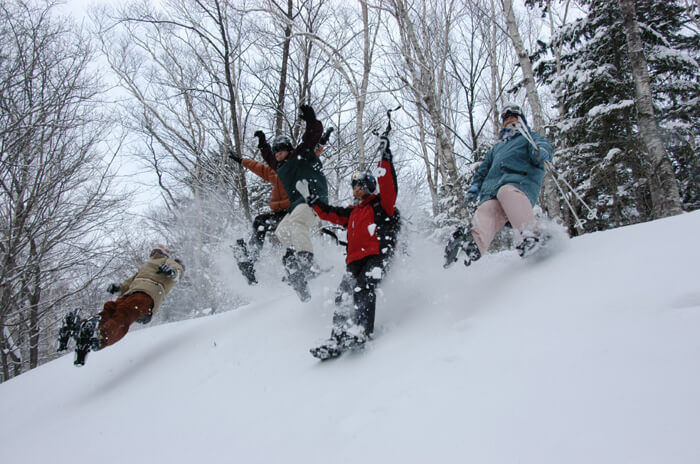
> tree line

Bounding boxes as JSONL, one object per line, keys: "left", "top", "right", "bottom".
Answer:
{"left": 1, "top": 0, "right": 697, "bottom": 381}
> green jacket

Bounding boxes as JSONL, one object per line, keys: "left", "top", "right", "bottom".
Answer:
{"left": 119, "top": 256, "right": 184, "bottom": 313}
{"left": 472, "top": 127, "right": 553, "bottom": 206}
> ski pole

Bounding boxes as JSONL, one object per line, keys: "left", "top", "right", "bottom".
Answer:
{"left": 514, "top": 117, "right": 597, "bottom": 230}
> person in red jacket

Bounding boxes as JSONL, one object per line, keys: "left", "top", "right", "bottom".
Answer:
{"left": 302, "top": 135, "right": 398, "bottom": 350}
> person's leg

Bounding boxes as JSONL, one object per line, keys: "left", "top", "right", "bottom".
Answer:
{"left": 98, "top": 292, "right": 154, "bottom": 348}
{"left": 274, "top": 204, "right": 318, "bottom": 253}
{"left": 496, "top": 184, "right": 537, "bottom": 233}
{"left": 470, "top": 198, "right": 509, "bottom": 255}
{"left": 351, "top": 256, "right": 384, "bottom": 336}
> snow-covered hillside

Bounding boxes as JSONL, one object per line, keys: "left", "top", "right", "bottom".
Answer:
{"left": 2, "top": 212, "right": 699, "bottom": 464}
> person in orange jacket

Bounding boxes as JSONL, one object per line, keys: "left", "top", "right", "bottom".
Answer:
{"left": 229, "top": 133, "right": 290, "bottom": 285}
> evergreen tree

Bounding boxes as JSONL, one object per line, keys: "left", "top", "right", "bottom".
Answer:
{"left": 534, "top": 0, "right": 699, "bottom": 233}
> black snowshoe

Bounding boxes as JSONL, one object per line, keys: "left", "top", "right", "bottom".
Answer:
{"left": 283, "top": 249, "right": 313, "bottom": 302}
{"left": 443, "top": 225, "right": 481, "bottom": 268}
{"left": 74, "top": 316, "right": 102, "bottom": 367}
{"left": 233, "top": 239, "right": 258, "bottom": 285}
{"left": 57, "top": 309, "right": 81, "bottom": 352}
{"left": 310, "top": 328, "right": 369, "bottom": 361}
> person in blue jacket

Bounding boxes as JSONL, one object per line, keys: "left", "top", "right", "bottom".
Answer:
{"left": 445, "top": 104, "right": 554, "bottom": 267}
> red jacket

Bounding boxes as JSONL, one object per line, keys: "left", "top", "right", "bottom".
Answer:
{"left": 313, "top": 158, "right": 397, "bottom": 264}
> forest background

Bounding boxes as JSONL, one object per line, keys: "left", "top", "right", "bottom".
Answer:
{"left": 1, "top": 0, "right": 698, "bottom": 381}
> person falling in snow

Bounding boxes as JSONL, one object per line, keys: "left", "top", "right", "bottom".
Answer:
{"left": 444, "top": 104, "right": 554, "bottom": 267}
{"left": 58, "top": 245, "right": 185, "bottom": 366}
{"left": 300, "top": 134, "right": 398, "bottom": 359}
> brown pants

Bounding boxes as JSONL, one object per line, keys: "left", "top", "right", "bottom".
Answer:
{"left": 98, "top": 292, "right": 153, "bottom": 348}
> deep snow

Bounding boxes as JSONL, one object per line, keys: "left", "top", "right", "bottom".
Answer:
{"left": 1, "top": 211, "right": 699, "bottom": 463}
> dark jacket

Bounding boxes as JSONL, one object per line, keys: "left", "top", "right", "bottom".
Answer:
{"left": 313, "top": 157, "right": 398, "bottom": 264}
{"left": 262, "top": 119, "right": 328, "bottom": 212}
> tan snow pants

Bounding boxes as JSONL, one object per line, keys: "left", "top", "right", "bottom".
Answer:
{"left": 471, "top": 184, "right": 537, "bottom": 255}
{"left": 274, "top": 203, "right": 319, "bottom": 253}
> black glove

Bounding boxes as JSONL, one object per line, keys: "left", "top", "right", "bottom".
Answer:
{"left": 253, "top": 130, "right": 266, "bottom": 148}
{"left": 228, "top": 148, "right": 242, "bottom": 164}
{"left": 306, "top": 192, "right": 320, "bottom": 206}
{"left": 319, "top": 127, "right": 334, "bottom": 145}
{"left": 107, "top": 283, "right": 121, "bottom": 294}
{"left": 379, "top": 135, "right": 392, "bottom": 161}
{"left": 157, "top": 263, "right": 177, "bottom": 279}
{"left": 299, "top": 104, "right": 316, "bottom": 123}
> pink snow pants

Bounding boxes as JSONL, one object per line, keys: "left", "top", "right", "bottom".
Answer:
{"left": 471, "top": 184, "right": 536, "bottom": 255}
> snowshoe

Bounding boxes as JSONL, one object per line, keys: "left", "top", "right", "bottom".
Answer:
{"left": 516, "top": 232, "right": 551, "bottom": 259}
{"left": 233, "top": 239, "right": 257, "bottom": 285}
{"left": 283, "top": 249, "right": 313, "bottom": 302}
{"left": 310, "top": 328, "right": 369, "bottom": 361}
{"left": 73, "top": 316, "right": 102, "bottom": 367}
{"left": 57, "top": 309, "right": 81, "bottom": 352}
{"left": 443, "top": 226, "right": 481, "bottom": 268}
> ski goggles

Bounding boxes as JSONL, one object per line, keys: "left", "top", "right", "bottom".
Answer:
{"left": 351, "top": 170, "right": 376, "bottom": 191}
{"left": 500, "top": 105, "right": 523, "bottom": 121}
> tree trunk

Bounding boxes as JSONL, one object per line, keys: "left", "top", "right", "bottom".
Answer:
{"left": 618, "top": 0, "right": 683, "bottom": 218}
{"left": 502, "top": 0, "right": 562, "bottom": 221}
{"left": 275, "top": 0, "right": 293, "bottom": 135}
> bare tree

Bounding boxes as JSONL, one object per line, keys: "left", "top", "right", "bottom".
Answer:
{"left": 618, "top": 0, "right": 683, "bottom": 218}
{"left": 0, "top": 0, "right": 122, "bottom": 380}
{"left": 501, "top": 0, "right": 562, "bottom": 221}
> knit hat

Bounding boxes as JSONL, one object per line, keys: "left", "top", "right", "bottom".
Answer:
{"left": 151, "top": 245, "right": 171, "bottom": 258}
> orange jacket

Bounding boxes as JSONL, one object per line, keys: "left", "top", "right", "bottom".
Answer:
{"left": 242, "top": 158, "right": 290, "bottom": 212}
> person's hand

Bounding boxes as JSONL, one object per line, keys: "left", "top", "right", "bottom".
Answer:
{"left": 157, "top": 263, "right": 177, "bottom": 279}
{"left": 319, "top": 127, "right": 334, "bottom": 145}
{"left": 228, "top": 148, "right": 242, "bottom": 164}
{"left": 379, "top": 135, "right": 392, "bottom": 161}
{"left": 295, "top": 179, "right": 319, "bottom": 206}
{"left": 299, "top": 104, "right": 316, "bottom": 123}
{"left": 107, "top": 283, "right": 121, "bottom": 294}
{"left": 253, "top": 130, "right": 266, "bottom": 148}
{"left": 463, "top": 184, "right": 480, "bottom": 205}
{"left": 537, "top": 145, "right": 552, "bottom": 163}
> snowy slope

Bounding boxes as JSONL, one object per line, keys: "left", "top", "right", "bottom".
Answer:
{"left": 2, "top": 212, "right": 699, "bottom": 464}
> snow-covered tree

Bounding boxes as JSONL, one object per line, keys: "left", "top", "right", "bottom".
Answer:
{"left": 535, "top": 0, "right": 699, "bottom": 233}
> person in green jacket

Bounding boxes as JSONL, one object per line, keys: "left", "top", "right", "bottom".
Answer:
{"left": 58, "top": 245, "right": 185, "bottom": 366}
{"left": 259, "top": 104, "right": 328, "bottom": 301}
{"left": 444, "top": 104, "right": 554, "bottom": 267}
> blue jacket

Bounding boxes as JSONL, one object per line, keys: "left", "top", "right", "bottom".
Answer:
{"left": 471, "top": 127, "right": 553, "bottom": 206}
{"left": 277, "top": 148, "right": 329, "bottom": 212}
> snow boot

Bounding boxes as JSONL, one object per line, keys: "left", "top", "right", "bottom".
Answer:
{"left": 282, "top": 248, "right": 313, "bottom": 302}
{"left": 233, "top": 238, "right": 258, "bottom": 285}
{"left": 444, "top": 225, "right": 481, "bottom": 268}
{"left": 57, "top": 309, "right": 81, "bottom": 352}
{"left": 73, "top": 316, "right": 102, "bottom": 366}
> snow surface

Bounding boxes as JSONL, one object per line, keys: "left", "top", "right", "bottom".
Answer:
{"left": 2, "top": 211, "right": 700, "bottom": 463}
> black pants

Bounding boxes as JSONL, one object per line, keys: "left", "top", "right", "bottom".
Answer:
{"left": 333, "top": 254, "right": 385, "bottom": 335}
{"left": 248, "top": 211, "right": 286, "bottom": 260}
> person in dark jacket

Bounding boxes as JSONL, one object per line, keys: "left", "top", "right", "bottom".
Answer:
{"left": 445, "top": 104, "right": 554, "bottom": 267}
{"left": 303, "top": 134, "right": 398, "bottom": 347}
{"left": 58, "top": 245, "right": 185, "bottom": 366}
{"left": 258, "top": 105, "right": 328, "bottom": 301}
